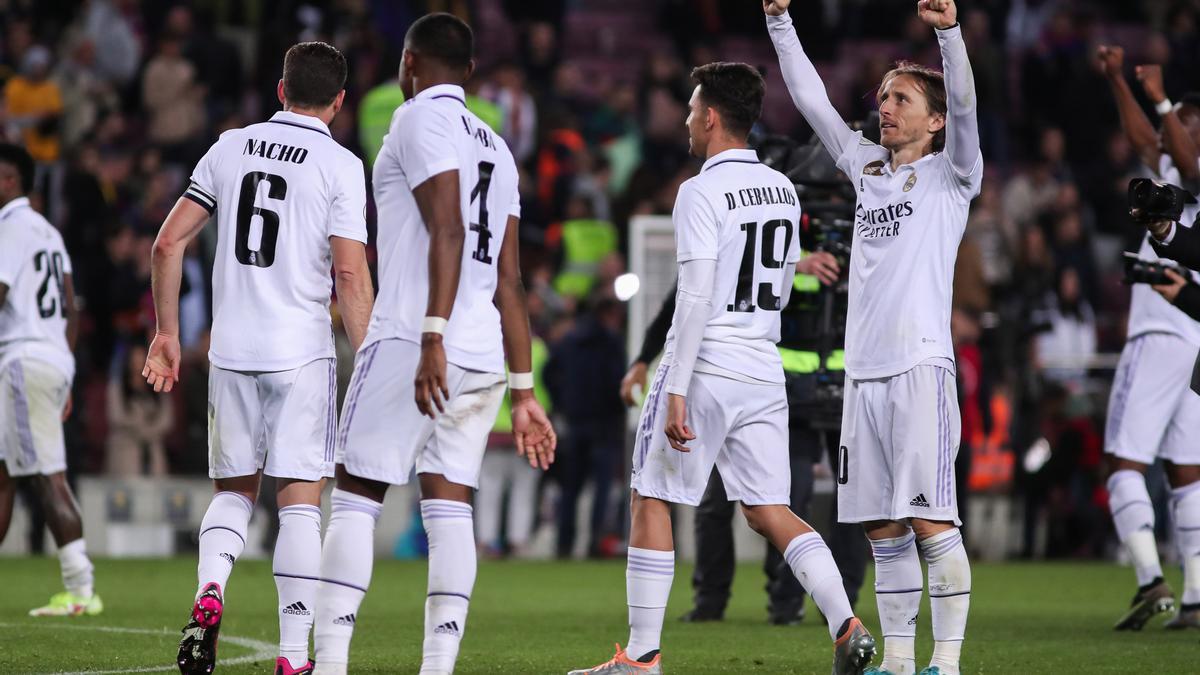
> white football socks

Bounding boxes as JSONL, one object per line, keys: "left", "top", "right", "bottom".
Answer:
{"left": 314, "top": 489, "right": 381, "bottom": 669}
{"left": 920, "top": 528, "right": 971, "bottom": 675}
{"left": 275, "top": 504, "right": 322, "bottom": 669}
{"left": 625, "top": 547, "right": 674, "bottom": 661}
{"left": 1171, "top": 481, "right": 1200, "bottom": 607}
{"left": 870, "top": 532, "right": 921, "bottom": 675}
{"left": 1108, "top": 470, "right": 1163, "bottom": 586}
{"left": 783, "top": 532, "right": 853, "bottom": 641}
{"left": 197, "top": 491, "right": 253, "bottom": 596}
{"left": 420, "top": 499, "right": 477, "bottom": 675}
{"left": 58, "top": 538, "right": 94, "bottom": 599}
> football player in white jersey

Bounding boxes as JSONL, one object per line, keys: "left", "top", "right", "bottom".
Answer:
{"left": 142, "top": 42, "right": 375, "bottom": 675}
{"left": 311, "top": 14, "right": 555, "bottom": 675}
{"left": 570, "top": 63, "right": 875, "bottom": 675}
{"left": 767, "top": 1, "right": 981, "bottom": 674}
{"left": 1097, "top": 44, "right": 1200, "bottom": 631}
{"left": 0, "top": 143, "right": 102, "bottom": 618}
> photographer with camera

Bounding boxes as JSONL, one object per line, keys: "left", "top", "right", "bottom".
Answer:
{"left": 1098, "top": 43, "right": 1200, "bottom": 631}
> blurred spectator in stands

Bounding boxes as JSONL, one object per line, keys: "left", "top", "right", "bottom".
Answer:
{"left": 480, "top": 61, "right": 538, "bottom": 163}
{"left": 105, "top": 343, "right": 173, "bottom": 476}
{"left": 141, "top": 33, "right": 205, "bottom": 164}
{"left": 545, "top": 297, "right": 626, "bottom": 558}
{"left": 4, "top": 45, "right": 63, "bottom": 167}
{"left": 1003, "top": 160, "right": 1060, "bottom": 229}
{"left": 1033, "top": 266, "right": 1096, "bottom": 389}
{"left": 55, "top": 35, "right": 117, "bottom": 151}
{"left": 82, "top": 0, "right": 142, "bottom": 87}
{"left": 965, "top": 178, "right": 1017, "bottom": 293}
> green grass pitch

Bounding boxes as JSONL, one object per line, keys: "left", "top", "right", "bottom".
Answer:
{"left": 0, "top": 557, "right": 1192, "bottom": 673}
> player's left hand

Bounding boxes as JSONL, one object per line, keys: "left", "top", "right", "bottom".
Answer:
{"left": 664, "top": 393, "right": 696, "bottom": 453}
{"left": 917, "top": 0, "right": 957, "bottom": 29}
{"left": 143, "top": 331, "right": 181, "bottom": 393}
{"left": 1135, "top": 64, "right": 1167, "bottom": 105}
{"left": 796, "top": 251, "right": 840, "bottom": 285}
{"left": 512, "top": 394, "right": 557, "bottom": 470}
{"left": 415, "top": 335, "right": 450, "bottom": 418}
{"left": 1153, "top": 267, "right": 1188, "bottom": 304}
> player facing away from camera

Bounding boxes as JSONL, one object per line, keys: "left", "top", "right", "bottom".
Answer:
{"left": 0, "top": 143, "right": 101, "bottom": 618}
{"left": 143, "top": 42, "right": 375, "bottom": 675}
{"left": 312, "top": 14, "right": 555, "bottom": 675}
{"left": 1097, "top": 43, "right": 1200, "bottom": 631}
{"left": 569, "top": 63, "right": 876, "bottom": 675}
{"left": 767, "top": 1, "right": 982, "bottom": 674}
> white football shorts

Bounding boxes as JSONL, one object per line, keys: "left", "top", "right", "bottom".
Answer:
{"left": 1106, "top": 332, "right": 1200, "bottom": 466}
{"left": 0, "top": 358, "right": 70, "bottom": 477}
{"left": 208, "top": 357, "right": 337, "bottom": 481}
{"left": 337, "top": 338, "right": 506, "bottom": 488}
{"left": 838, "top": 364, "right": 962, "bottom": 526}
{"left": 631, "top": 363, "right": 792, "bottom": 507}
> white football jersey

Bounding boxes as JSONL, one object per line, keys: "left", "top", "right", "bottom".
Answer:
{"left": 664, "top": 148, "right": 803, "bottom": 384}
{"left": 0, "top": 198, "right": 75, "bottom": 381}
{"left": 367, "top": 83, "right": 520, "bottom": 374}
{"left": 186, "top": 110, "right": 368, "bottom": 372}
{"left": 1125, "top": 154, "right": 1200, "bottom": 346}
{"left": 836, "top": 136, "right": 984, "bottom": 380}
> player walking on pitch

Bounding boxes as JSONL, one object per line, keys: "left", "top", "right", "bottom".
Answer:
{"left": 767, "top": 1, "right": 982, "bottom": 674}
{"left": 0, "top": 143, "right": 101, "bottom": 618}
{"left": 312, "top": 14, "right": 555, "bottom": 675}
{"left": 569, "top": 62, "right": 876, "bottom": 675}
{"left": 143, "top": 42, "right": 375, "bottom": 675}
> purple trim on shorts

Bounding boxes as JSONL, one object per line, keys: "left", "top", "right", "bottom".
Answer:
{"left": 626, "top": 562, "right": 675, "bottom": 576}
{"left": 321, "top": 577, "right": 368, "bottom": 593}
{"left": 942, "top": 371, "right": 953, "bottom": 508}
{"left": 1106, "top": 337, "right": 1145, "bottom": 451}
{"left": 634, "top": 363, "right": 670, "bottom": 471}
{"left": 936, "top": 372, "right": 946, "bottom": 508}
{"left": 338, "top": 343, "right": 381, "bottom": 450}
{"left": 325, "top": 359, "right": 336, "bottom": 463}
{"left": 9, "top": 362, "right": 37, "bottom": 469}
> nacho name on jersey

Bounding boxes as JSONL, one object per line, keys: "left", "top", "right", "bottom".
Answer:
{"left": 855, "top": 200, "right": 914, "bottom": 239}
{"left": 243, "top": 138, "right": 310, "bottom": 164}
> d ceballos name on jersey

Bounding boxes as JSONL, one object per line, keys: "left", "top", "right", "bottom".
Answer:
{"left": 722, "top": 185, "right": 797, "bottom": 210}
{"left": 243, "top": 138, "right": 309, "bottom": 164}
{"left": 856, "top": 200, "right": 914, "bottom": 239}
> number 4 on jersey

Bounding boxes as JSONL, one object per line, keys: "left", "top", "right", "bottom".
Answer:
{"left": 470, "top": 161, "right": 495, "bottom": 265}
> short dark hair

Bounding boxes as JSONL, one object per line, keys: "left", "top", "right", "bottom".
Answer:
{"left": 282, "top": 41, "right": 347, "bottom": 109}
{"left": 690, "top": 62, "right": 765, "bottom": 139}
{"left": 0, "top": 143, "right": 34, "bottom": 194}
{"left": 878, "top": 62, "right": 948, "bottom": 151}
{"left": 405, "top": 13, "right": 474, "bottom": 71}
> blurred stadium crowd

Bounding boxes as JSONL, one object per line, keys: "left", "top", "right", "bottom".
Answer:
{"left": 1, "top": 0, "right": 1195, "bottom": 561}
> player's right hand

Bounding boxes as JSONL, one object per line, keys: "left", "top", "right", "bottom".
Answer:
{"left": 415, "top": 335, "right": 450, "bottom": 418}
{"left": 143, "top": 331, "right": 181, "bottom": 393}
{"left": 512, "top": 394, "right": 557, "bottom": 470}
{"left": 763, "top": 0, "right": 790, "bottom": 17}
{"left": 1097, "top": 45, "right": 1124, "bottom": 78}
{"left": 620, "top": 361, "right": 649, "bottom": 407}
{"left": 664, "top": 393, "right": 696, "bottom": 453}
{"left": 1135, "top": 64, "right": 1167, "bottom": 105}
{"left": 796, "top": 251, "right": 841, "bottom": 286}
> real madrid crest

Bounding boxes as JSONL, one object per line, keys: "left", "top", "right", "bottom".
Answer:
{"left": 903, "top": 172, "right": 918, "bottom": 192}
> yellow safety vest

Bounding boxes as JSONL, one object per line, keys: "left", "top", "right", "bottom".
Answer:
{"left": 553, "top": 219, "right": 618, "bottom": 299}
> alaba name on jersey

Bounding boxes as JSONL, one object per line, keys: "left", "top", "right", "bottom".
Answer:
{"left": 835, "top": 134, "right": 984, "bottom": 380}
{"left": 185, "top": 110, "right": 368, "bottom": 372}
{"left": 367, "top": 83, "right": 520, "bottom": 375}
{"left": 667, "top": 148, "right": 803, "bottom": 384}
{"left": 0, "top": 197, "right": 75, "bottom": 380}
{"left": 1125, "top": 154, "right": 1200, "bottom": 346}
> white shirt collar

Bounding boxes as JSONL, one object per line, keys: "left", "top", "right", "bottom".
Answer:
{"left": 268, "top": 110, "right": 332, "bottom": 137}
{"left": 0, "top": 196, "right": 31, "bottom": 221}
{"left": 414, "top": 83, "right": 467, "bottom": 106}
{"left": 702, "top": 148, "right": 759, "bottom": 172}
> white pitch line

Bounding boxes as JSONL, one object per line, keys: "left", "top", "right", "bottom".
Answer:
{"left": 0, "top": 622, "right": 276, "bottom": 674}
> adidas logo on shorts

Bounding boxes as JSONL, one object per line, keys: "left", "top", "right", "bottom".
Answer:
{"left": 283, "top": 601, "right": 311, "bottom": 616}
{"left": 909, "top": 493, "right": 930, "bottom": 508}
{"left": 333, "top": 613, "right": 356, "bottom": 626}
{"left": 434, "top": 620, "right": 461, "bottom": 636}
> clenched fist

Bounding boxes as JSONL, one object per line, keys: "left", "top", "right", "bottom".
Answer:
{"left": 918, "top": 0, "right": 957, "bottom": 30}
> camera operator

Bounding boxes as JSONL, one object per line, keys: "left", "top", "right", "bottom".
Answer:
{"left": 1099, "top": 43, "right": 1200, "bottom": 630}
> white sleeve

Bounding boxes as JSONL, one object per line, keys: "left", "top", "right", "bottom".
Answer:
{"left": 664, "top": 258, "right": 716, "bottom": 396}
{"left": 673, "top": 182, "right": 719, "bottom": 262}
{"left": 395, "top": 106, "right": 460, "bottom": 189}
{"left": 766, "top": 11, "right": 859, "bottom": 174}
{"left": 184, "top": 141, "right": 221, "bottom": 214}
{"left": 936, "top": 24, "right": 983, "bottom": 186}
{"left": 328, "top": 156, "right": 369, "bottom": 243}
{"left": 509, "top": 186, "right": 522, "bottom": 218}
{"left": 0, "top": 228, "right": 20, "bottom": 287}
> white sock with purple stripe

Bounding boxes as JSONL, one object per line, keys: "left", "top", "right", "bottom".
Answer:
{"left": 1171, "top": 481, "right": 1200, "bottom": 608}
{"left": 315, "top": 489, "right": 381, "bottom": 669}
{"left": 196, "top": 491, "right": 253, "bottom": 597}
{"left": 420, "top": 499, "right": 476, "bottom": 675}
{"left": 784, "top": 532, "right": 852, "bottom": 641}
{"left": 1107, "top": 470, "right": 1162, "bottom": 586}
{"left": 625, "top": 547, "right": 674, "bottom": 661}
{"left": 920, "top": 528, "right": 970, "bottom": 675}
{"left": 275, "top": 504, "right": 323, "bottom": 668}
{"left": 870, "top": 532, "right": 921, "bottom": 675}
